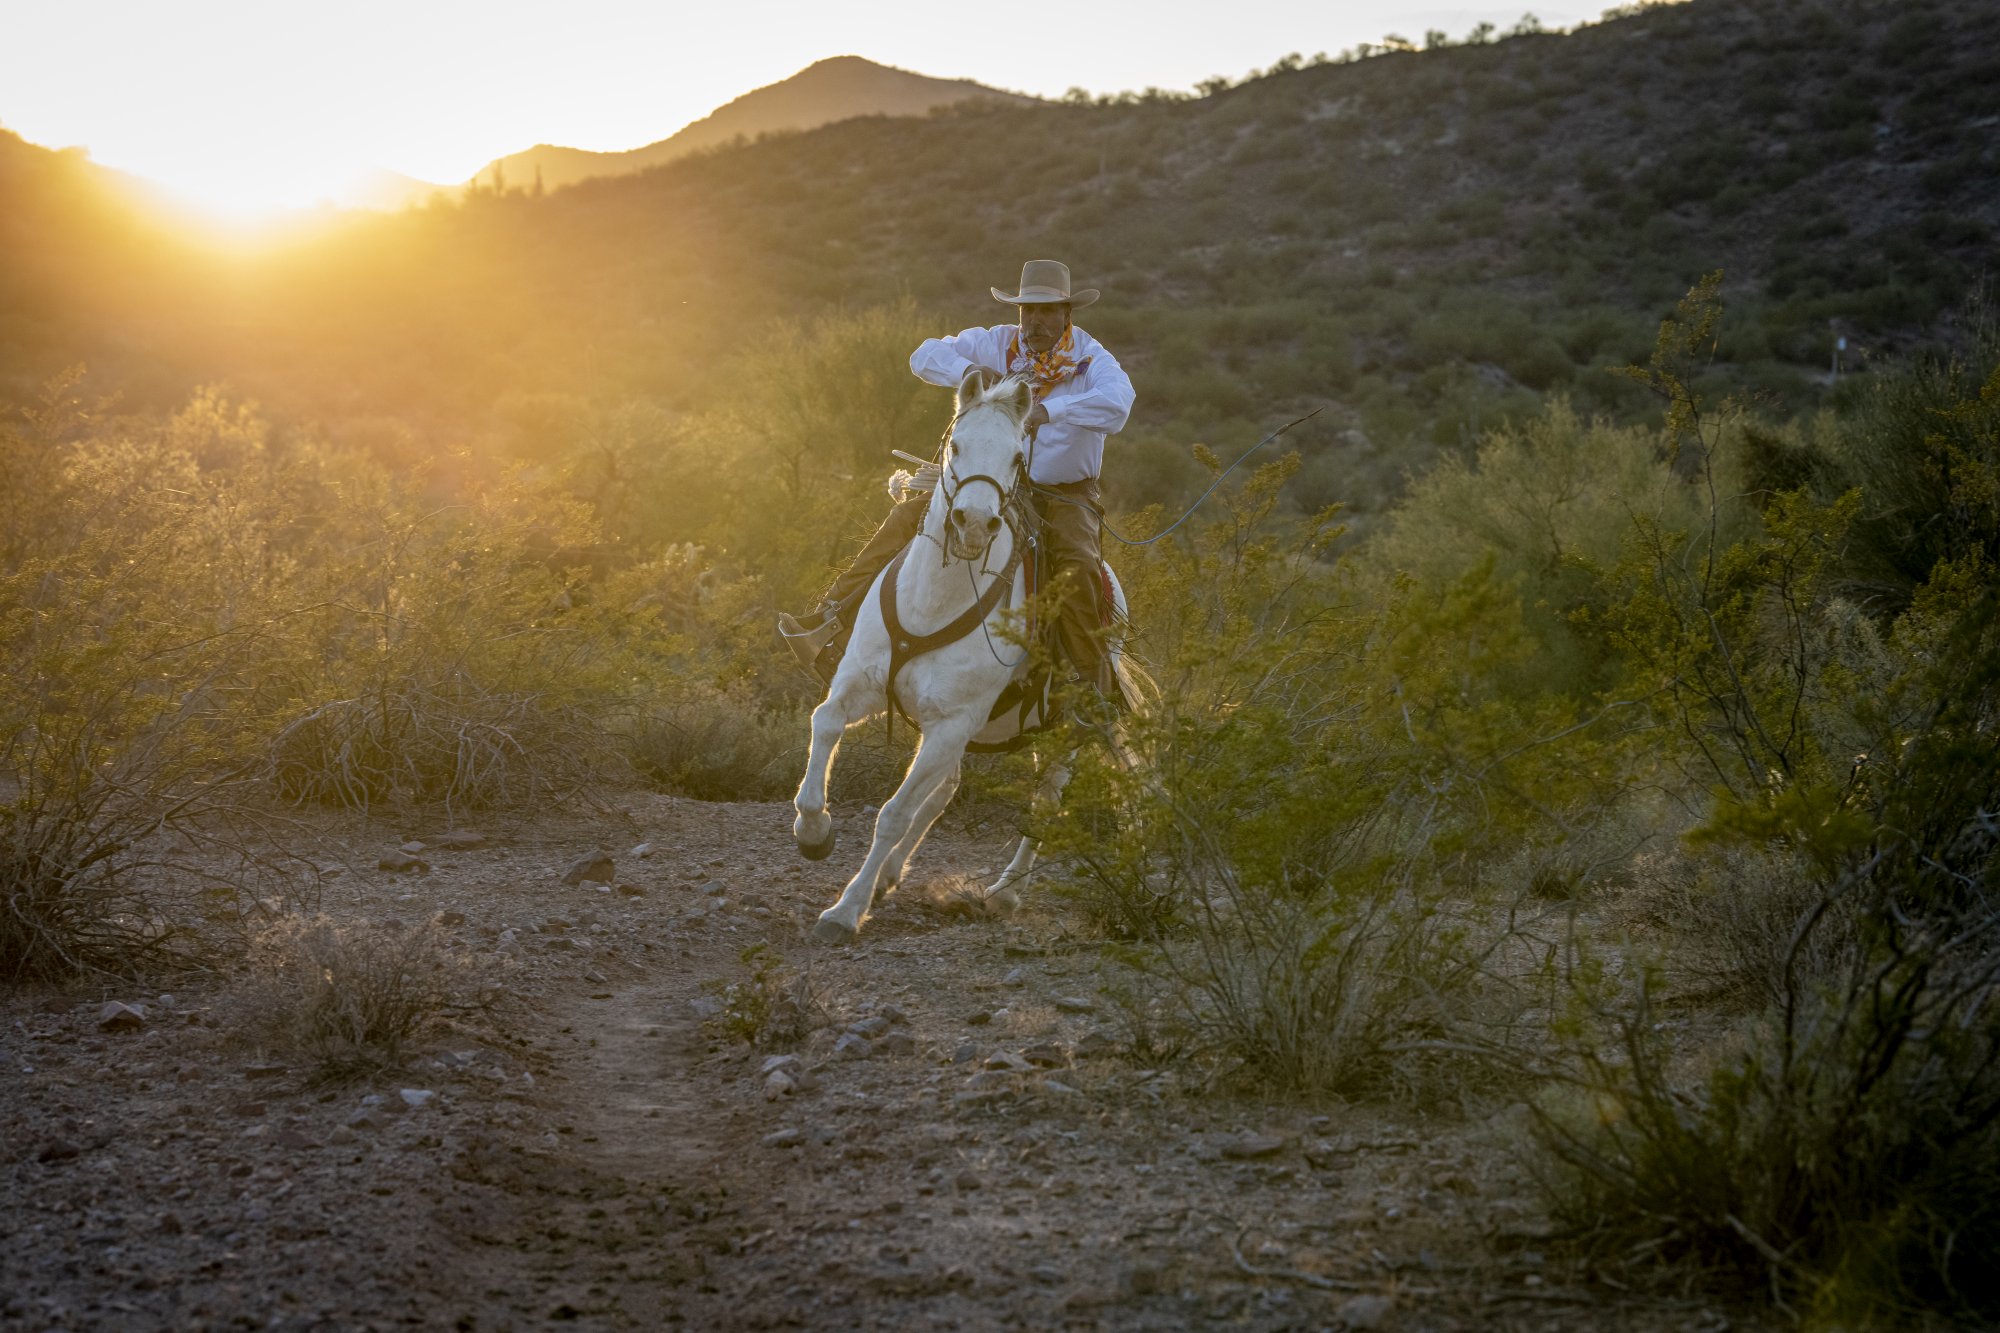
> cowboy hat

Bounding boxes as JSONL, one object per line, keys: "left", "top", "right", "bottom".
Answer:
{"left": 991, "top": 259, "right": 1099, "bottom": 308}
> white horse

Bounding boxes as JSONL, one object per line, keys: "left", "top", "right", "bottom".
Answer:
{"left": 792, "top": 370, "right": 1139, "bottom": 944}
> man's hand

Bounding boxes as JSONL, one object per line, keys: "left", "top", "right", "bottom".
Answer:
{"left": 1025, "top": 403, "right": 1050, "bottom": 431}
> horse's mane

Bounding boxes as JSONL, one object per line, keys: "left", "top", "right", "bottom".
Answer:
{"left": 958, "top": 373, "right": 1033, "bottom": 416}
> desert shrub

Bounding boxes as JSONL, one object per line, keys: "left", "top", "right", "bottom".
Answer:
{"left": 1531, "top": 287, "right": 2000, "bottom": 1320}
{"left": 1802, "top": 312, "right": 2000, "bottom": 607}
{"left": 1045, "top": 456, "right": 1567, "bottom": 1097}
{"left": 1537, "top": 802, "right": 2000, "bottom": 1318}
{"left": 242, "top": 915, "right": 490, "bottom": 1076}
{"left": 0, "top": 398, "right": 309, "bottom": 978}
{"left": 263, "top": 479, "right": 636, "bottom": 813}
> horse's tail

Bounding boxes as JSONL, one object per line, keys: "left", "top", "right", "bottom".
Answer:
{"left": 1110, "top": 647, "right": 1154, "bottom": 714}
{"left": 1104, "top": 564, "right": 1154, "bottom": 714}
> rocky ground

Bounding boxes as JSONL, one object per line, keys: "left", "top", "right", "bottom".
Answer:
{"left": 1, "top": 792, "right": 1761, "bottom": 1332}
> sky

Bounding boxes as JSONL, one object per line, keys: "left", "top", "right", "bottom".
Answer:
{"left": 1, "top": 0, "right": 1603, "bottom": 216}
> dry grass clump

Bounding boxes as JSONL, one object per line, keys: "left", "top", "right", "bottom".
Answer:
{"left": 1624, "top": 847, "right": 1863, "bottom": 1007}
{"left": 627, "top": 687, "right": 802, "bottom": 802}
{"left": 706, "top": 943, "right": 828, "bottom": 1049}
{"left": 241, "top": 915, "right": 490, "bottom": 1076}
{"left": 269, "top": 687, "right": 617, "bottom": 813}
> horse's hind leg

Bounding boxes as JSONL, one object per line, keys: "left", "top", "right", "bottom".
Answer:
{"left": 815, "top": 720, "right": 973, "bottom": 944}
{"left": 984, "top": 754, "right": 1072, "bottom": 918}
{"left": 794, "top": 678, "right": 869, "bottom": 861}
{"left": 876, "top": 765, "right": 960, "bottom": 906}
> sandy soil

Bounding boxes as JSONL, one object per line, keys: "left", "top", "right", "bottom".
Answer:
{"left": 0, "top": 792, "right": 1758, "bottom": 1332}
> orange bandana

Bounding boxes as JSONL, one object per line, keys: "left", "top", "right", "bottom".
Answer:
{"left": 1007, "top": 328, "right": 1092, "bottom": 400}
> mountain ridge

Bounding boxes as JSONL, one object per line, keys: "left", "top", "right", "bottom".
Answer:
{"left": 466, "top": 55, "right": 1040, "bottom": 195}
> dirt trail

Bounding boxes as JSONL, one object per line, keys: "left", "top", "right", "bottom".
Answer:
{"left": 0, "top": 793, "right": 1756, "bottom": 1331}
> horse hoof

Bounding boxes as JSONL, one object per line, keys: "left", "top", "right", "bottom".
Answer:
{"left": 797, "top": 828, "right": 837, "bottom": 862}
{"left": 871, "top": 875, "right": 898, "bottom": 908}
{"left": 811, "top": 916, "right": 857, "bottom": 946}
{"left": 983, "top": 886, "right": 1022, "bottom": 919}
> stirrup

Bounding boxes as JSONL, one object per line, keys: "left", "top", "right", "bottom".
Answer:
{"left": 777, "top": 609, "right": 842, "bottom": 672}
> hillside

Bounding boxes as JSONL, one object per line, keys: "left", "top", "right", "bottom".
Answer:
{"left": 469, "top": 55, "right": 1040, "bottom": 193}
{"left": 1, "top": 0, "right": 1996, "bottom": 518}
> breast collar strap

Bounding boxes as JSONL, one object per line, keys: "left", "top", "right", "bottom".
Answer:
{"left": 877, "top": 532, "right": 1024, "bottom": 738}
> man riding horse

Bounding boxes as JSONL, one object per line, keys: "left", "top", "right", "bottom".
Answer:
{"left": 779, "top": 260, "right": 1136, "bottom": 700}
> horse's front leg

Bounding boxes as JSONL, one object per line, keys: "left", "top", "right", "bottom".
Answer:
{"left": 794, "top": 677, "right": 870, "bottom": 861}
{"left": 985, "top": 754, "right": 1072, "bottom": 918}
{"left": 815, "top": 720, "right": 974, "bottom": 944}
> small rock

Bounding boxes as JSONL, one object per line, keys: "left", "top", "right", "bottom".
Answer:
{"left": 434, "top": 830, "right": 487, "bottom": 850}
{"left": 159, "top": 1211, "right": 184, "bottom": 1235}
{"left": 833, "top": 1033, "right": 874, "bottom": 1060}
{"left": 37, "top": 996, "right": 72, "bottom": 1016}
{"left": 1334, "top": 1293, "right": 1394, "bottom": 1329}
{"left": 764, "top": 1071, "right": 797, "bottom": 1101}
{"left": 1001, "top": 967, "right": 1026, "bottom": 988}
{"left": 630, "top": 842, "right": 654, "bottom": 859}
{"left": 962, "top": 1069, "right": 1019, "bottom": 1091}
{"left": 376, "top": 850, "right": 429, "bottom": 874}
{"left": 543, "top": 937, "right": 578, "bottom": 952}
{"left": 436, "top": 910, "right": 466, "bottom": 928}
{"left": 329, "top": 1126, "right": 356, "bottom": 1145}
{"left": 761, "top": 1128, "right": 803, "bottom": 1148}
{"left": 584, "top": 968, "right": 608, "bottom": 984}
{"left": 849, "top": 1016, "right": 891, "bottom": 1039}
{"left": 562, "top": 852, "right": 615, "bottom": 886}
{"left": 1075, "top": 1029, "right": 1120, "bottom": 1057}
{"left": 346, "top": 1112, "right": 380, "bottom": 1131}
{"left": 689, "top": 995, "right": 724, "bottom": 1019}
{"left": 1021, "top": 1041, "right": 1071, "bottom": 1069}
{"left": 760, "top": 1054, "right": 802, "bottom": 1075}
{"left": 616, "top": 883, "right": 646, "bottom": 898}
{"left": 399, "top": 840, "right": 428, "bottom": 855}
{"left": 954, "top": 1170, "right": 982, "bottom": 1191}
{"left": 878, "top": 1031, "right": 917, "bottom": 1057}
{"left": 951, "top": 1041, "right": 978, "bottom": 1065}
{"left": 1220, "top": 1133, "right": 1288, "bottom": 1161}
{"left": 699, "top": 880, "right": 726, "bottom": 897}
{"left": 1041, "top": 1078, "right": 1080, "bottom": 1095}
{"left": 1052, "top": 996, "right": 1096, "bottom": 1014}
{"left": 399, "top": 1089, "right": 436, "bottom": 1109}
{"left": 965, "top": 1011, "right": 993, "bottom": 1027}
{"left": 97, "top": 1001, "right": 146, "bottom": 1032}
{"left": 1028, "top": 1265, "right": 1063, "bottom": 1283}
{"left": 242, "top": 1064, "right": 288, "bottom": 1081}
{"left": 983, "top": 1051, "right": 1035, "bottom": 1073}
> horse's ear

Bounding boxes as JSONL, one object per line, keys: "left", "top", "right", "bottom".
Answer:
{"left": 1001, "top": 377, "right": 1034, "bottom": 423}
{"left": 957, "top": 366, "right": 997, "bottom": 412}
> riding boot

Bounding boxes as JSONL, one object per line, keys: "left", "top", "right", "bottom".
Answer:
{"left": 777, "top": 496, "right": 929, "bottom": 679}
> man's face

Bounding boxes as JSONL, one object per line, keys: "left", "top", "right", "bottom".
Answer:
{"left": 1018, "top": 302, "right": 1071, "bottom": 355}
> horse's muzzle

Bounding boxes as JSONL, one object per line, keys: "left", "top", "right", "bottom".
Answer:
{"left": 947, "top": 506, "right": 1003, "bottom": 562}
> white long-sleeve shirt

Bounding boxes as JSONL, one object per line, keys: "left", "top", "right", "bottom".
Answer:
{"left": 909, "top": 323, "right": 1136, "bottom": 485}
